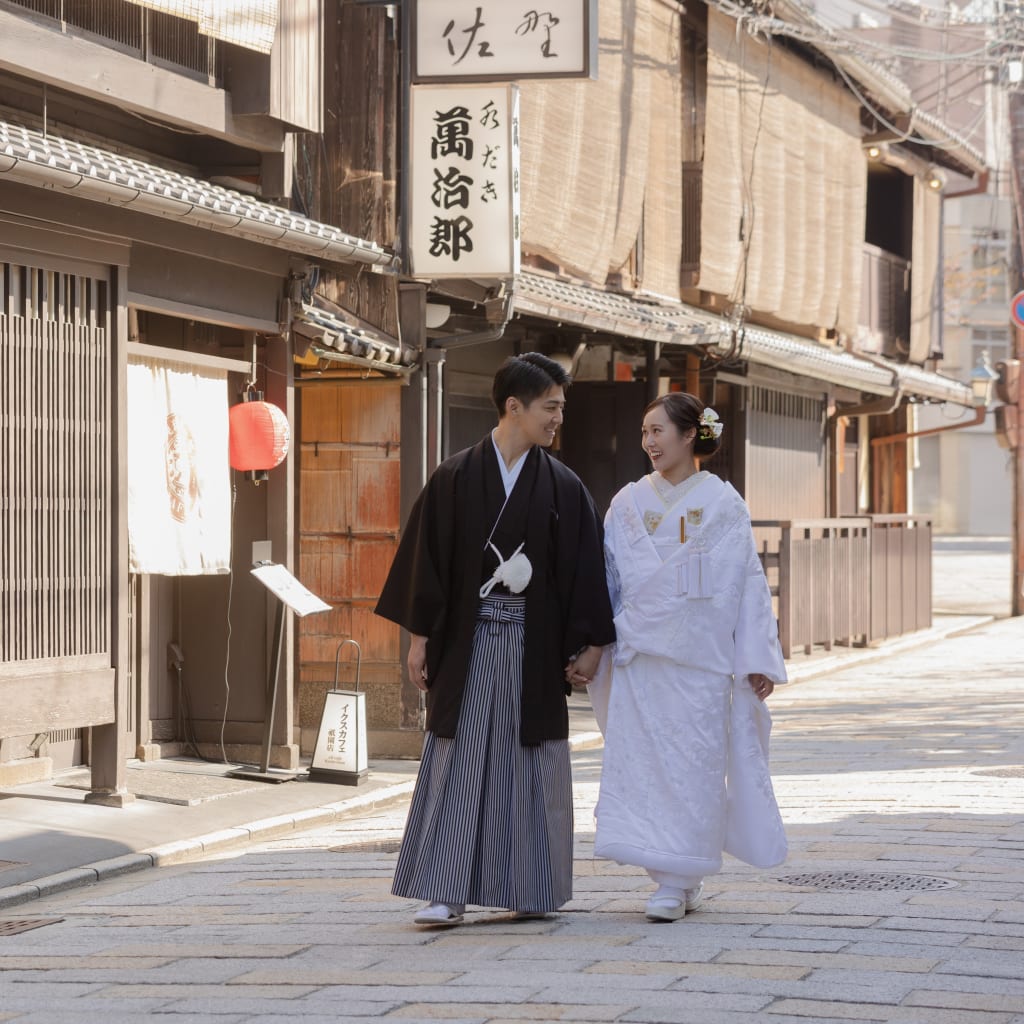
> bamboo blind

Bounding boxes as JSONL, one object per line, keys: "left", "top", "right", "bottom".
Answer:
{"left": 701, "top": 9, "right": 867, "bottom": 337}
{"left": 910, "top": 178, "right": 940, "bottom": 363}
{"left": 0, "top": 261, "right": 111, "bottom": 663}
{"left": 518, "top": 0, "right": 684, "bottom": 292}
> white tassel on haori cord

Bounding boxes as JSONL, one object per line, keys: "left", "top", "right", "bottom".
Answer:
{"left": 479, "top": 541, "right": 533, "bottom": 598}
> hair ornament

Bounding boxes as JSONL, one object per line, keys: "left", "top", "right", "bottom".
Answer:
{"left": 698, "top": 407, "right": 724, "bottom": 440}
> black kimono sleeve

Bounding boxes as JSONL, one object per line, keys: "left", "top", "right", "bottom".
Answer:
{"left": 557, "top": 479, "right": 617, "bottom": 662}
{"left": 374, "top": 466, "right": 453, "bottom": 637}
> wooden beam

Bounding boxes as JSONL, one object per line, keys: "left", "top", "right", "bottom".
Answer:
{"left": 0, "top": 669, "right": 115, "bottom": 733}
{"left": 125, "top": 341, "right": 251, "bottom": 375}
{"left": 127, "top": 290, "right": 280, "bottom": 335}
{"left": 0, "top": 12, "right": 285, "bottom": 153}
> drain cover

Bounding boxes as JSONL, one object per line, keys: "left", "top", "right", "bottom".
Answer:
{"left": 330, "top": 839, "right": 403, "bottom": 854}
{"left": 974, "top": 767, "right": 1024, "bottom": 779}
{"left": 0, "top": 918, "right": 63, "bottom": 936}
{"left": 779, "top": 871, "right": 956, "bottom": 892}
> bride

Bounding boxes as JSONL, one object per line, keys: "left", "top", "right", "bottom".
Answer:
{"left": 582, "top": 391, "right": 788, "bottom": 922}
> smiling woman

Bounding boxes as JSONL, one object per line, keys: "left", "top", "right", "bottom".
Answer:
{"left": 590, "top": 390, "right": 789, "bottom": 923}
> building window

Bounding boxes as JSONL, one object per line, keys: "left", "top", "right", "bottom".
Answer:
{"left": 966, "top": 228, "right": 1009, "bottom": 306}
{"left": 970, "top": 327, "right": 1009, "bottom": 374}
{"left": 4, "top": 0, "right": 221, "bottom": 83}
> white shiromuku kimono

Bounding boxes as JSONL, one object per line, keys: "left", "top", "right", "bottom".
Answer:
{"left": 590, "top": 471, "right": 788, "bottom": 886}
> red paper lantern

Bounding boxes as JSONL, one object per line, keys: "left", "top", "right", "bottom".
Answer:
{"left": 229, "top": 396, "right": 290, "bottom": 472}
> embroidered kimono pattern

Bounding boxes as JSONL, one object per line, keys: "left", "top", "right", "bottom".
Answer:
{"left": 590, "top": 472, "right": 788, "bottom": 883}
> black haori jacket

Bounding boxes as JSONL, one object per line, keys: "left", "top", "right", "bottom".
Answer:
{"left": 375, "top": 437, "right": 615, "bottom": 745}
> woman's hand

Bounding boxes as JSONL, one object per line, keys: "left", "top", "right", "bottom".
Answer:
{"left": 407, "top": 634, "right": 429, "bottom": 692}
{"left": 565, "top": 645, "right": 602, "bottom": 688}
{"left": 749, "top": 673, "right": 774, "bottom": 701}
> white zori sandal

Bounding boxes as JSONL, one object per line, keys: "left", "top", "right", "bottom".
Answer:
{"left": 413, "top": 901, "right": 465, "bottom": 926}
{"left": 644, "top": 883, "right": 704, "bottom": 922}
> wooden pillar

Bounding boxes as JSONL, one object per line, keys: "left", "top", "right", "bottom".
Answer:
{"left": 266, "top": 331, "right": 298, "bottom": 770}
{"left": 398, "top": 283, "right": 428, "bottom": 732}
{"left": 685, "top": 351, "right": 701, "bottom": 396}
{"left": 87, "top": 265, "right": 134, "bottom": 806}
{"left": 645, "top": 342, "right": 661, "bottom": 404}
{"left": 1014, "top": 324, "right": 1024, "bottom": 616}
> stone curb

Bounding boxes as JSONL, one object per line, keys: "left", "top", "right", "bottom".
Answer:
{"left": 0, "top": 779, "right": 418, "bottom": 910}
{"left": 784, "top": 614, "right": 994, "bottom": 685}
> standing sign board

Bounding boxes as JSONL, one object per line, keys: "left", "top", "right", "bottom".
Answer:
{"left": 409, "top": 84, "right": 520, "bottom": 279}
{"left": 413, "top": 0, "right": 598, "bottom": 82}
{"left": 310, "top": 639, "right": 369, "bottom": 786}
{"left": 310, "top": 691, "right": 368, "bottom": 785}
{"left": 228, "top": 563, "right": 331, "bottom": 785}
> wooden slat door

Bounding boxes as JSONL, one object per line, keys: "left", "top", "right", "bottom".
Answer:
{"left": 0, "top": 257, "right": 115, "bottom": 765}
{"left": 297, "top": 382, "right": 402, "bottom": 752}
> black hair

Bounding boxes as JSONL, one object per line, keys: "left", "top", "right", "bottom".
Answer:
{"left": 643, "top": 391, "right": 722, "bottom": 459}
{"left": 492, "top": 352, "right": 571, "bottom": 418}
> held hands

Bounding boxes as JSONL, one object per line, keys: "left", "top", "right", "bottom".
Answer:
{"left": 749, "top": 673, "right": 774, "bottom": 701}
{"left": 407, "top": 634, "right": 430, "bottom": 693}
{"left": 565, "top": 645, "right": 602, "bottom": 688}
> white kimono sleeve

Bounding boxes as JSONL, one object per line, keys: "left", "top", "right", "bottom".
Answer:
{"left": 587, "top": 537, "right": 619, "bottom": 735}
{"left": 733, "top": 528, "right": 787, "bottom": 685}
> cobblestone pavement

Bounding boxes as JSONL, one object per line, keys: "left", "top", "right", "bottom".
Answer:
{"left": 1, "top": 616, "right": 1022, "bottom": 1024}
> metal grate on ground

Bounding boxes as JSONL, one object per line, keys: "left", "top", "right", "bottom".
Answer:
{"left": 330, "top": 840, "right": 403, "bottom": 854}
{"left": 779, "top": 871, "right": 957, "bottom": 892}
{"left": 973, "top": 766, "right": 1024, "bottom": 778}
{"left": 0, "top": 919, "right": 63, "bottom": 937}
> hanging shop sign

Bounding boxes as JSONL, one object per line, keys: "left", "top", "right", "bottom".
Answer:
{"left": 409, "top": 83, "right": 520, "bottom": 279}
{"left": 413, "top": 0, "right": 597, "bottom": 81}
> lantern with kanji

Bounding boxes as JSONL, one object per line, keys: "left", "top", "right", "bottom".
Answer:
{"left": 229, "top": 391, "right": 290, "bottom": 483}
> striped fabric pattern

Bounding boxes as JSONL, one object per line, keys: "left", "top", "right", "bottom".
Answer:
{"left": 392, "top": 595, "right": 574, "bottom": 912}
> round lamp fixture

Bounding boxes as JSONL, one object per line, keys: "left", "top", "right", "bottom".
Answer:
{"left": 229, "top": 391, "right": 290, "bottom": 480}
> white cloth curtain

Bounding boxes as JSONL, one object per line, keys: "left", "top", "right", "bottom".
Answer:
{"left": 125, "top": 0, "right": 279, "bottom": 54}
{"left": 701, "top": 8, "right": 867, "bottom": 338}
{"left": 127, "top": 358, "right": 232, "bottom": 575}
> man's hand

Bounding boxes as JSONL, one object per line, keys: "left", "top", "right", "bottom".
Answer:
{"left": 407, "top": 634, "right": 429, "bottom": 692}
{"left": 565, "top": 645, "right": 602, "bottom": 687}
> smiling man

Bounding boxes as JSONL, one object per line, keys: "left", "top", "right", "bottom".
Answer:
{"left": 375, "top": 352, "right": 615, "bottom": 927}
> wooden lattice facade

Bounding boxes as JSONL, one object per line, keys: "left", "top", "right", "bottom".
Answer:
{"left": 0, "top": 255, "right": 116, "bottom": 756}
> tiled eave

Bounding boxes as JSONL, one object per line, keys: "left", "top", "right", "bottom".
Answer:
{"left": 513, "top": 271, "right": 975, "bottom": 408}
{"left": 0, "top": 118, "right": 397, "bottom": 270}
{"left": 293, "top": 303, "right": 418, "bottom": 376}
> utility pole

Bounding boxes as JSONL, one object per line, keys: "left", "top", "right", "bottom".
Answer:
{"left": 1007, "top": 92, "right": 1024, "bottom": 615}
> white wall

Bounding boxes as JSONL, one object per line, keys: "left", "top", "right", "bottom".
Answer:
{"left": 911, "top": 191, "right": 1013, "bottom": 536}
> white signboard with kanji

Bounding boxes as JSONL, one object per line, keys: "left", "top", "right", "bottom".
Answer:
{"left": 409, "top": 84, "right": 520, "bottom": 280}
{"left": 414, "top": 0, "right": 597, "bottom": 81}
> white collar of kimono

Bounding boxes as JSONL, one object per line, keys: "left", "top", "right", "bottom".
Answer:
{"left": 491, "top": 430, "right": 529, "bottom": 497}
{"left": 649, "top": 470, "right": 710, "bottom": 509}
{"left": 480, "top": 432, "right": 534, "bottom": 597}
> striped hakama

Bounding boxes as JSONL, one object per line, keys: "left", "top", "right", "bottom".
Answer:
{"left": 392, "top": 594, "right": 574, "bottom": 912}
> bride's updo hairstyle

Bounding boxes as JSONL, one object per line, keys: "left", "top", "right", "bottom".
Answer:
{"left": 643, "top": 392, "right": 723, "bottom": 460}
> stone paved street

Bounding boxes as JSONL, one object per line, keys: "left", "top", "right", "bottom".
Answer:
{"left": 1, "top": 616, "right": 1022, "bottom": 1024}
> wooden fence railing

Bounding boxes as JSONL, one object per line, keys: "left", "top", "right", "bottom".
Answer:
{"left": 753, "top": 515, "right": 933, "bottom": 659}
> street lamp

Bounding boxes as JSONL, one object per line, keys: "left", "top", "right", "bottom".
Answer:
{"left": 970, "top": 350, "right": 999, "bottom": 408}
